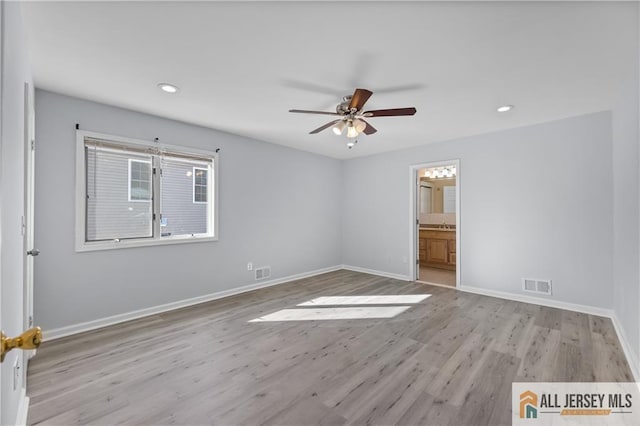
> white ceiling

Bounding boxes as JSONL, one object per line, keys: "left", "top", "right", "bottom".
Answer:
{"left": 21, "top": 1, "right": 637, "bottom": 159}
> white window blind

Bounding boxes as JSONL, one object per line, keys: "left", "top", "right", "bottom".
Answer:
{"left": 85, "top": 142, "right": 153, "bottom": 241}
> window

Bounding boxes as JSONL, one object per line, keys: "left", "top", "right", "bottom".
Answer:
{"left": 193, "top": 167, "right": 207, "bottom": 203}
{"left": 76, "top": 130, "right": 218, "bottom": 251}
{"left": 128, "top": 159, "right": 152, "bottom": 202}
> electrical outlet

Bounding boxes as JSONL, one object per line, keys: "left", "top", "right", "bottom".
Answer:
{"left": 247, "top": 262, "right": 253, "bottom": 271}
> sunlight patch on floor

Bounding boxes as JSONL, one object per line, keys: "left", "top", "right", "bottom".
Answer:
{"left": 249, "top": 294, "right": 431, "bottom": 322}
{"left": 297, "top": 294, "right": 430, "bottom": 306}
{"left": 248, "top": 306, "right": 411, "bottom": 322}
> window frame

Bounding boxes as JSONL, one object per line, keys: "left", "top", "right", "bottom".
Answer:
{"left": 127, "top": 158, "right": 153, "bottom": 202}
{"left": 192, "top": 166, "right": 208, "bottom": 204}
{"left": 76, "top": 129, "right": 219, "bottom": 252}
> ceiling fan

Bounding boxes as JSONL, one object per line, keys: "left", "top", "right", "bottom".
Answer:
{"left": 289, "top": 88, "right": 417, "bottom": 148}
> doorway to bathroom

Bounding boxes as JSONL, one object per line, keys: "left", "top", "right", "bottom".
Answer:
{"left": 410, "top": 160, "right": 460, "bottom": 287}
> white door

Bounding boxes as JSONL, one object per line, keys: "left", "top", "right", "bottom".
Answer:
{"left": 420, "top": 185, "right": 432, "bottom": 215}
{"left": 443, "top": 185, "right": 456, "bottom": 213}
{"left": 415, "top": 173, "right": 421, "bottom": 280}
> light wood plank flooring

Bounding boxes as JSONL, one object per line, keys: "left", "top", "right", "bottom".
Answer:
{"left": 27, "top": 270, "right": 633, "bottom": 425}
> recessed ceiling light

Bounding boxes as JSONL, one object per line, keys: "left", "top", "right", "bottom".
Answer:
{"left": 158, "top": 83, "right": 179, "bottom": 93}
{"left": 497, "top": 105, "right": 514, "bottom": 113}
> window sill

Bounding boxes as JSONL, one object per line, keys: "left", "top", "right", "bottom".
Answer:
{"left": 75, "top": 234, "right": 218, "bottom": 252}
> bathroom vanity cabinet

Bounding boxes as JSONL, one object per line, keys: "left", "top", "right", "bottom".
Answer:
{"left": 419, "top": 229, "right": 456, "bottom": 270}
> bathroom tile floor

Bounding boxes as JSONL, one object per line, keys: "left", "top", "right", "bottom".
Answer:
{"left": 419, "top": 266, "right": 456, "bottom": 286}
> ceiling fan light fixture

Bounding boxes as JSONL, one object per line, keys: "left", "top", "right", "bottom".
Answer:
{"left": 332, "top": 121, "right": 346, "bottom": 135}
{"left": 346, "top": 123, "right": 359, "bottom": 139}
{"left": 354, "top": 119, "right": 366, "bottom": 133}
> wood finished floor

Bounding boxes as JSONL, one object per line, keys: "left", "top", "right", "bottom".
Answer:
{"left": 27, "top": 270, "right": 633, "bottom": 425}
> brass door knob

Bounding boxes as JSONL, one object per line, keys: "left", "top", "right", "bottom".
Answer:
{"left": 1, "top": 327, "right": 42, "bottom": 362}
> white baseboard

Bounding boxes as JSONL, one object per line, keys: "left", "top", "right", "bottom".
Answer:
{"left": 15, "top": 389, "right": 29, "bottom": 426}
{"left": 45, "top": 265, "right": 342, "bottom": 341}
{"left": 611, "top": 313, "right": 640, "bottom": 382}
{"left": 458, "top": 284, "right": 614, "bottom": 318}
{"left": 341, "top": 264, "right": 411, "bottom": 282}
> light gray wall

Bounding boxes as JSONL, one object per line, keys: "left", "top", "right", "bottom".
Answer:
{"left": 34, "top": 90, "right": 342, "bottom": 330}
{"left": 342, "top": 112, "right": 614, "bottom": 310}
{"left": 1, "top": 2, "right": 31, "bottom": 424}
{"left": 611, "top": 5, "right": 640, "bottom": 376}
{"left": 612, "top": 79, "right": 640, "bottom": 378}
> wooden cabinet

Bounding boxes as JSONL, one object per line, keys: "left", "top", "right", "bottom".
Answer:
{"left": 426, "top": 239, "right": 448, "bottom": 264}
{"left": 448, "top": 239, "right": 456, "bottom": 266}
{"left": 418, "top": 236, "right": 427, "bottom": 266}
{"left": 419, "top": 229, "right": 456, "bottom": 270}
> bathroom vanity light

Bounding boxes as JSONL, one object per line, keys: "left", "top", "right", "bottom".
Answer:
{"left": 424, "top": 166, "right": 457, "bottom": 179}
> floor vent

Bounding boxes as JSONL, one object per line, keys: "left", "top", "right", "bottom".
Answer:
{"left": 255, "top": 266, "right": 271, "bottom": 280}
{"left": 522, "top": 278, "right": 552, "bottom": 295}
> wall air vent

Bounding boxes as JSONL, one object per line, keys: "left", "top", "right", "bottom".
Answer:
{"left": 255, "top": 266, "right": 271, "bottom": 280}
{"left": 522, "top": 278, "right": 552, "bottom": 296}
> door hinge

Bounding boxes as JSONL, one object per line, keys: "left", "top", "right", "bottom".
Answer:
{"left": 153, "top": 213, "right": 156, "bottom": 220}
{"left": 416, "top": 219, "right": 419, "bottom": 225}
{"left": 416, "top": 258, "right": 419, "bottom": 265}
{"left": 29, "top": 316, "right": 33, "bottom": 327}
{"left": 31, "top": 139, "right": 35, "bottom": 151}
{"left": 153, "top": 168, "right": 156, "bottom": 175}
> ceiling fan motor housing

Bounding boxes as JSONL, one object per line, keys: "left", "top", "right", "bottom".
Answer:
{"left": 336, "top": 95, "right": 353, "bottom": 114}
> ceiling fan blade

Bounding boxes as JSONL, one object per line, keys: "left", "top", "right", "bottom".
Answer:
{"left": 289, "top": 109, "right": 341, "bottom": 116}
{"left": 361, "top": 119, "right": 377, "bottom": 135}
{"left": 309, "top": 119, "right": 342, "bottom": 134}
{"left": 363, "top": 107, "right": 417, "bottom": 117}
{"left": 348, "top": 88, "right": 373, "bottom": 111}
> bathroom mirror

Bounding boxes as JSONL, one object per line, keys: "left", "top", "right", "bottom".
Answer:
{"left": 418, "top": 166, "right": 457, "bottom": 214}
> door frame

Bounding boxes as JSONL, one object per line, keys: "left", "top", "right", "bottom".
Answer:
{"left": 23, "top": 81, "right": 35, "bottom": 344}
{"left": 0, "top": 0, "right": 4, "bottom": 413}
{"left": 409, "top": 159, "right": 461, "bottom": 287}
